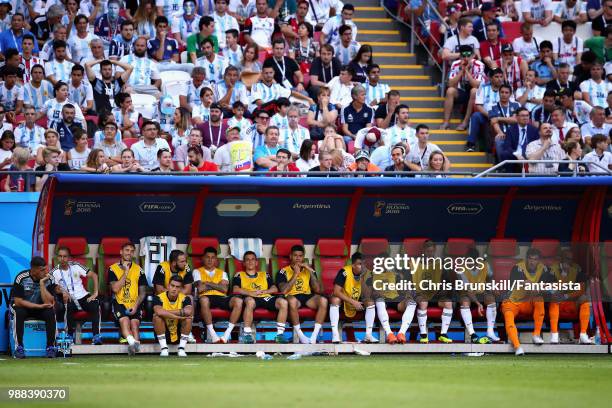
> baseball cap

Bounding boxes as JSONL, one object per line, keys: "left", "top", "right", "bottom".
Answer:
{"left": 226, "top": 125, "right": 240, "bottom": 135}
{"left": 159, "top": 96, "right": 175, "bottom": 116}
{"left": 354, "top": 150, "right": 371, "bottom": 162}
{"left": 501, "top": 43, "right": 514, "bottom": 53}
{"left": 459, "top": 45, "right": 474, "bottom": 56}
{"left": 0, "top": 0, "right": 12, "bottom": 12}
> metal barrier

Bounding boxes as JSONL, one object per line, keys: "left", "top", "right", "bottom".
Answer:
{"left": 474, "top": 160, "right": 612, "bottom": 178}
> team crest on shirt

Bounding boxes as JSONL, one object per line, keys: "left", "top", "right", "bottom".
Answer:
{"left": 351, "top": 287, "right": 360, "bottom": 299}
{"left": 251, "top": 282, "right": 262, "bottom": 290}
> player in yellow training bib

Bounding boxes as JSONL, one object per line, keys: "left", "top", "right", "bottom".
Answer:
{"left": 153, "top": 275, "right": 193, "bottom": 357}
{"left": 329, "top": 252, "right": 377, "bottom": 343}
{"left": 195, "top": 246, "right": 244, "bottom": 343}
{"left": 548, "top": 248, "right": 592, "bottom": 345}
{"left": 231, "top": 251, "right": 288, "bottom": 344}
{"left": 276, "top": 245, "right": 328, "bottom": 344}
{"left": 108, "top": 242, "right": 148, "bottom": 356}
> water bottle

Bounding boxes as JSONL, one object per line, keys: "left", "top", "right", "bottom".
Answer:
{"left": 594, "top": 328, "right": 601, "bottom": 345}
{"left": 17, "top": 175, "right": 24, "bottom": 192}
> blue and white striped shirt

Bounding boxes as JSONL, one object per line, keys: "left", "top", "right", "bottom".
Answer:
{"left": 23, "top": 80, "right": 54, "bottom": 111}
{"left": 44, "top": 60, "right": 75, "bottom": 83}
{"left": 364, "top": 82, "right": 390, "bottom": 106}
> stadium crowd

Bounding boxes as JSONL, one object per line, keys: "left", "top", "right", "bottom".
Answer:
{"left": 0, "top": 0, "right": 609, "bottom": 190}
{"left": 11, "top": 241, "right": 594, "bottom": 358}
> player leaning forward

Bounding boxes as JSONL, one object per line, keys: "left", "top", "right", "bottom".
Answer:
{"left": 153, "top": 275, "right": 193, "bottom": 357}
{"left": 277, "top": 245, "right": 328, "bottom": 344}
{"left": 108, "top": 242, "right": 148, "bottom": 355}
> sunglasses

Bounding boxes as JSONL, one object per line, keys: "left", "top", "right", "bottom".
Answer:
{"left": 460, "top": 52, "right": 473, "bottom": 57}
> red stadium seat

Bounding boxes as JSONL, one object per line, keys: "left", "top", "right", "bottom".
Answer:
{"left": 532, "top": 239, "right": 560, "bottom": 265}
{"left": 347, "top": 140, "right": 355, "bottom": 154}
{"left": 314, "top": 239, "right": 348, "bottom": 295}
{"left": 270, "top": 238, "right": 304, "bottom": 278}
{"left": 502, "top": 21, "right": 522, "bottom": 42}
{"left": 488, "top": 238, "right": 518, "bottom": 281}
{"left": 445, "top": 238, "right": 476, "bottom": 257}
{"left": 402, "top": 238, "right": 429, "bottom": 256}
{"left": 97, "top": 237, "right": 131, "bottom": 295}
{"left": 123, "top": 138, "right": 139, "bottom": 148}
{"left": 56, "top": 237, "right": 89, "bottom": 256}
{"left": 359, "top": 238, "right": 390, "bottom": 270}
{"left": 186, "top": 237, "right": 221, "bottom": 269}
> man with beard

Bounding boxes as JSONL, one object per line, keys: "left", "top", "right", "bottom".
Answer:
{"left": 86, "top": 59, "right": 133, "bottom": 113}
{"left": 117, "top": 36, "right": 161, "bottom": 97}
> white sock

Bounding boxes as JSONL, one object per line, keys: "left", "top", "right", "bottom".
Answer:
{"left": 276, "top": 322, "right": 286, "bottom": 335}
{"left": 330, "top": 305, "right": 340, "bottom": 338}
{"left": 223, "top": 323, "right": 235, "bottom": 341}
{"left": 179, "top": 334, "right": 188, "bottom": 349}
{"left": 399, "top": 302, "right": 416, "bottom": 335}
{"left": 294, "top": 324, "right": 309, "bottom": 343}
{"left": 207, "top": 324, "right": 220, "bottom": 341}
{"left": 126, "top": 335, "right": 135, "bottom": 346}
{"left": 417, "top": 309, "right": 428, "bottom": 334}
{"left": 375, "top": 301, "right": 392, "bottom": 335}
{"left": 441, "top": 308, "right": 453, "bottom": 335}
{"left": 310, "top": 323, "right": 322, "bottom": 343}
{"left": 157, "top": 334, "right": 167, "bottom": 349}
{"left": 460, "top": 306, "right": 475, "bottom": 335}
{"left": 365, "top": 305, "right": 375, "bottom": 337}
{"left": 486, "top": 304, "right": 497, "bottom": 334}
{"left": 243, "top": 326, "right": 253, "bottom": 334}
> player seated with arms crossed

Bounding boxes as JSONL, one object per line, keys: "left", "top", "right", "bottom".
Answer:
{"left": 152, "top": 249, "right": 196, "bottom": 343}
{"left": 153, "top": 276, "right": 193, "bottom": 357}
{"left": 548, "top": 248, "right": 592, "bottom": 344}
{"left": 195, "top": 247, "right": 244, "bottom": 343}
{"left": 329, "top": 252, "right": 379, "bottom": 343}
{"left": 108, "top": 242, "right": 148, "bottom": 355}
{"left": 277, "top": 245, "right": 328, "bottom": 344}
{"left": 232, "top": 251, "right": 289, "bottom": 344}
{"left": 502, "top": 248, "right": 552, "bottom": 356}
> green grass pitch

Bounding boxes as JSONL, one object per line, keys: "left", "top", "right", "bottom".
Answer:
{"left": 1, "top": 355, "right": 611, "bottom": 407}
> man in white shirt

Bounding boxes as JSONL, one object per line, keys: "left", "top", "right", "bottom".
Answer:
{"left": 553, "top": 0, "right": 588, "bottom": 24}
{"left": 214, "top": 125, "right": 254, "bottom": 172}
{"left": 552, "top": 20, "right": 583, "bottom": 67}
{"left": 583, "top": 133, "right": 612, "bottom": 173}
{"left": 512, "top": 22, "right": 542, "bottom": 64}
{"left": 132, "top": 121, "right": 171, "bottom": 170}
{"left": 195, "top": 38, "right": 228, "bottom": 84}
{"left": 467, "top": 68, "right": 505, "bottom": 151}
{"left": 14, "top": 106, "right": 45, "bottom": 156}
{"left": 515, "top": 69, "right": 545, "bottom": 112}
{"left": 51, "top": 246, "right": 102, "bottom": 345}
{"left": 580, "top": 63, "right": 612, "bottom": 108}
{"left": 45, "top": 40, "right": 75, "bottom": 85}
{"left": 279, "top": 105, "right": 309, "bottom": 156}
{"left": 307, "top": 0, "right": 344, "bottom": 29}
{"left": 550, "top": 106, "right": 578, "bottom": 143}
{"left": 243, "top": 0, "right": 276, "bottom": 50}
{"left": 68, "top": 14, "right": 99, "bottom": 64}
{"left": 383, "top": 104, "right": 417, "bottom": 146}
{"left": 409, "top": 124, "right": 446, "bottom": 171}
{"left": 117, "top": 36, "right": 162, "bottom": 97}
{"left": 68, "top": 65, "right": 94, "bottom": 115}
{"left": 580, "top": 106, "right": 612, "bottom": 144}
{"left": 526, "top": 122, "right": 565, "bottom": 173}
{"left": 328, "top": 65, "right": 354, "bottom": 108}
{"left": 320, "top": 3, "right": 356, "bottom": 47}
{"left": 522, "top": 0, "right": 554, "bottom": 26}
{"left": 213, "top": 0, "right": 239, "bottom": 49}
{"left": 442, "top": 17, "right": 481, "bottom": 62}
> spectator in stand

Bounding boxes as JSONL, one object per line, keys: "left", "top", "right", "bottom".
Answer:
{"left": 332, "top": 25, "right": 360, "bottom": 67}
{"left": 150, "top": 148, "right": 175, "bottom": 172}
{"left": 243, "top": 0, "right": 276, "bottom": 51}
{"left": 516, "top": 69, "right": 545, "bottom": 112}
{"left": 417, "top": 151, "right": 448, "bottom": 177}
{"left": 497, "top": 107, "right": 539, "bottom": 169}
{"left": 170, "top": 108, "right": 193, "bottom": 150}
{"left": 295, "top": 138, "right": 319, "bottom": 172}
{"left": 111, "top": 148, "right": 146, "bottom": 173}
{"left": 546, "top": 63, "right": 579, "bottom": 99}
{"left": 384, "top": 144, "right": 416, "bottom": 177}
{"left": 148, "top": 16, "right": 194, "bottom": 73}
{"left": 0, "top": 1, "right": 11, "bottom": 32}
{"left": 592, "top": 0, "right": 612, "bottom": 37}
{"left": 174, "top": 128, "right": 212, "bottom": 170}
{"left": 553, "top": 21, "right": 583, "bottom": 67}
{"left": 0, "top": 13, "right": 39, "bottom": 57}
{"left": 497, "top": 0, "right": 520, "bottom": 21}
{"left": 94, "top": 0, "right": 125, "bottom": 47}
{"left": 384, "top": 105, "right": 416, "bottom": 146}
{"left": 572, "top": 50, "right": 596, "bottom": 85}
{"left": 559, "top": 88, "right": 592, "bottom": 126}
{"left": 227, "top": 101, "right": 252, "bottom": 136}
{"left": 86, "top": 59, "right": 133, "bottom": 113}
{"left": 117, "top": 36, "right": 161, "bottom": 97}
{"left": 308, "top": 44, "right": 341, "bottom": 98}
{"left": 308, "top": 149, "right": 338, "bottom": 175}
{"left": 66, "top": 129, "right": 90, "bottom": 170}
{"left": 606, "top": 91, "right": 612, "bottom": 118}
{"left": 193, "top": 86, "right": 215, "bottom": 124}
{"left": 550, "top": 106, "right": 578, "bottom": 143}
{"left": 526, "top": 122, "right": 565, "bottom": 173}
{"left": 184, "top": 145, "right": 219, "bottom": 172}
{"left": 229, "top": 0, "right": 257, "bottom": 27}
{"left": 466, "top": 68, "right": 505, "bottom": 152}
{"left": 110, "top": 20, "right": 137, "bottom": 61}
{"left": 68, "top": 65, "right": 94, "bottom": 116}
{"left": 288, "top": 22, "right": 319, "bottom": 72}
{"left": 584, "top": 25, "right": 612, "bottom": 65}
{"left": 250, "top": 65, "right": 313, "bottom": 112}
{"left": 581, "top": 63, "right": 612, "bottom": 108}
{"left": 198, "top": 103, "right": 229, "bottom": 152}
{"left": 113, "top": 93, "right": 141, "bottom": 139}
{"left": 348, "top": 45, "right": 372, "bottom": 84}
{"left": 0, "top": 67, "right": 23, "bottom": 121}
{"left": 307, "top": 0, "right": 343, "bottom": 30}
{"left": 254, "top": 125, "right": 281, "bottom": 171}
{"left": 442, "top": 17, "right": 480, "bottom": 62}
{"left": 490, "top": 83, "right": 521, "bottom": 140}
{"left": 554, "top": 0, "right": 588, "bottom": 24}
{"left": 347, "top": 150, "right": 380, "bottom": 174}
{"left": 40, "top": 25, "right": 69, "bottom": 62}
{"left": 583, "top": 133, "right": 612, "bottom": 172}
{"left": 0, "top": 130, "right": 15, "bottom": 170}
{"left": 172, "top": 0, "right": 201, "bottom": 48}
{"left": 35, "top": 129, "right": 66, "bottom": 165}
{"left": 410, "top": 124, "right": 447, "bottom": 171}
{"left": 472, "top": 3, "right": 504, "bottom": 43}
{"left": 455, "top": 0, "right": 482, "bottom": 18}
{"left": 328, "top": 65, "right": 354, "bottom": 109}
{"left": 532, "top": 89, "right": 557, "bottom": 127}
{"left": 45, "top": 41, "right": 75, "bottom": 85}
{"left": 530, "top": 41, "right": 558, "bottom": 86}
{"left": 239, "top": 43, "right": 263, "bottom": 84}
{"left": 263, "top": 39, "right": 304, "bottom": 91}
{"left": 14, "top": 106, "right": 45, "bottom": 156}
{"left": 187, "top": 16, "right": 219, "bottom": 64}
{"left": 279, "top": 105, "right": 309, "bottom": 156}
{"left": 341, "top": 84, "right": 375, "bottom": 145}
{"left": 512, "top": 23, "right": 542, "bottom": 65}
{"left": 213, "top": 125, "right": 254, "bottom": 172}
{"left": 581, "top": 106, "right": 612, "bottom": 144}
{"left": 268, "top": 147, "right": 300, "bottom": 175}
{"left": 215, "top": 66, "right": 249, "bottom": 115}
{"left": 440, "top": 4, "right": 461, "bottom": 42}
{"left": 321, "top": 3, "right": 356, "bottom": 47}
{"left": 364, "top": 64, "right": 389, "bottom": 108}
{"left": 271, "top": 97, "right": 290, "bottom": 130}
{"left": 68, "top": 15, "right": 99, "bottom": 65}
{"left": 212, "top": 0, "right": 240, "bottom": 50}
{"left": 320, "top": 124, "right": 347, "bottom": 152}
{"left": 480, "top": 22, "right": 507, "bottom": 72}
{"left": 375, "top": 90, "right": 400, "bottom": 129}
{"left": 282, "top": 0, "right": 314, "bottom": 41}
{"left": 222, "top": 29, "right": 244, "bottom": 68}
{"left": 19, "top": 36, "right": 40, "bottom": 84}
{"left": 558, "top": 140, "right": 586, "bottom": 175}
{"left": 93, "top": 112, "right": 122, "bottom": 145}
{"left": 245, "top": 109, "right": 270, "bottom": 148}
{"left": 307, "top": 87, "right": 337, "bottom": 140}
{"left": 35, "top": 146, "right": 70, "bottom": 191}
{"left": 196, "top": 38, "right": 228, "bottom": 84}
{"left": 133, "top": 0, "right": 157, "bottom": 39}
{"left": 180, "top": 67, "right": 210, "bottom": 113}
{"left": 587, "top": 0, "right": 602, "bottom": 21}
{"left": 3, "top": 146, "right": 35, "bottom": 192}
{"left": 54, "top": 103, "right": 86, "bottom": 151}
{"left": 0, "top": 48, "right": 24, "bottom": 83}
{"left": 442, "top": 44, "right": 485, "bottom": 131}
{"left": 522, "top": 0, "right": 554, "bottom": 27}
{"left": 81, "top": 149, "right": 110, "bottom": 173}
{"left": 132, "top": 120, "right": 171, "bottom": 170}
{"left": 95, "top": 122, "right": 127, "bottom": 166}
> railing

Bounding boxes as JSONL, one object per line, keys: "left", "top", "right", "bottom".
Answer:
{"left": 474, "top": 160, "right": 612, "bottom": 178}
{"left": 380, "top": 0, "right": 449, "bottom": 96}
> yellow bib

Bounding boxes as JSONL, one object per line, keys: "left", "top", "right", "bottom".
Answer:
{"left": 237, "top": 271, "right": 270, "bottom": 297}
{"left": 342, "top": 266, "right": 362, "bottom": 318}
{"left": 509, "top": 261, "right": 546, "bottom": 303}
{"left": 279, "top": 265, "right": 312, "bottom": 296}
{"left": 110, "top": 263, "right": 143, "bottom": 308}
{"left": 413, "top": 261, "right": 442, "bottom": 289}
{"left": 196, "top": 267, "right": 227, "bottom": 297}
{"left": 369, "top": 270, "right": 399, "bottom": 300}
{"left": 549, "top": 263, "right": 578, "bottom": 283}
{"left": 158, "top": 291, "right": 186, "bottom": 342}
{"left": 159, "top": 261, "right": 190, "bottom": 288}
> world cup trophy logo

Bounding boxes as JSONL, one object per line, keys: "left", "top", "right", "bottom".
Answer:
{"left": 374, "top": 201, "right": 386, "bottom": 217}
{"left": 64, "top": 199, "right": 76, "bottom": 216}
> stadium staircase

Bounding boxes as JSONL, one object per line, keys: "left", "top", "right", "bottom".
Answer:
{"left": 353, "top": 0, "right": 492, "bottom": 173}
